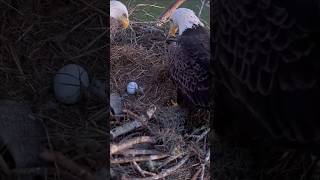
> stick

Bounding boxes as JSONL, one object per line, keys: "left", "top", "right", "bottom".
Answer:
{"left": 120, "top": 149, "right": 161, "bottom": 156}
{"left": 12, "top": 167, "right": 79, "bottom": 180}
{"left": 111, "top": 154, "right": 168, "bottom": 164}
{"left": 133, "top": 161, "right": 146, "bottom": 177}
{"left": 40, "top": 150, "right": 95, "bottom": 180}
{"left": 11, "top": 167, "right": 47, "bottom": 176}
{"left": 198, "top": 0, "right": 206, "bottom": 17}
{"left": 191, "top": 166, "right": 202, "bottom": 180}
{"left": 110, "top": 119, "right": 142, "bottom": 139}
{"left": 196, "top": 128, "right": 210, "bottom": 142}
{"left": 111, "top": 105, "right": 157, "bottom": 139}
{"left": 123, "top": 155, "right": 189, "bottom": 180}
{"left": 0, "top": 154, "right": 10, "bottom": 175}
{"left": 156, "top": 0, "right": 187, "bottom": 27}
{"left": 132, "top": 161, "right": 157, "bottom": 177}
{"left": 200, "top": 151, "right": 210, "bottom": 180}
{"left": 156, "top": 154, "right": 183, "bottom": 170}
{"left": 110, "top": 136, "right": 156, "bottom": 155}
{"left": 0, "top": 0, "right": 24, "bottom": 15}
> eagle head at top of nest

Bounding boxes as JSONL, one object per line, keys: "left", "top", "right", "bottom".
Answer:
{"left": 168, "top": 8, "right": 204, "bottom": 37}
{"left": 110, "top": 0, "right": 129, "bottom": 29}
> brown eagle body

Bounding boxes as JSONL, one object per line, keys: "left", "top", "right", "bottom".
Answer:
{"left": 212, "top": 0, "right": 320, "bottom": 146}
{"left": 168, "top": 25, "right": 210, "bottom": 109}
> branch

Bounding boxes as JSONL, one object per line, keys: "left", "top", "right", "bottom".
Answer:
{"left": 120, "top": 149, "right": 161, "bottom": 156}
{"left": 191, "top": 166, "right": 202, "bottom": 180}
{"left": 111, "top": 105, "right": 156, "bottom": 139}
{"left": 133, "top": 161, "right": 157, "bottom": 177}
{"left": 111, "top": 154, "right": 168, "bottom": 164}
{"left": 123, "top": 155, "right": 189, "bottom": 180}
{"left": 198, "top": 0, "right": 206, "bottom": 17}
{"left": 40, "top": 149, "right": 95, "bottom": 180}
{"left": 156, "top": 0, "right": 187, "bottom": 27}
{"left": 110, "top": 136, "right": 156, "bottom": 155}
{"left": 12, "top": 167, "right": 79, "bottom": 180}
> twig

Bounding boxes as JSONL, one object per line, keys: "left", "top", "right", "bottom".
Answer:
{"left": 111, "top": 154, "right": 168, "bottom": 164}
{"left": 0, "top": 154, "right": 10, "bottom": 175}
{"left": 133, "top": 161, "right": 146, "bottom": 177}
{"left": 111, "top": 105, "right": 157, "bottom": 139}
{"left": 123, "top": 109, "right": 140, "bottom": 119}
{"left": 11, "top": 167, "right": 47, "bottom": 177}
{"left": 200, "top": 164, "right": 205, "bottom": 180}
{"left": 80, "top": 30, "right": 107, "bottom": 52}
{"left": 156, "top": 154, "right": 183, "bottom": 170}
{"left": 132, "top": 161, "right": 157, "bottom": 177}
{"left": 111, "top": 119, "right": 142, "bottom": 139}
{"left": 198, "top": 0, "right": 206, "bottom": 17}
{"left": 40, "top": 149, "right": 95, "bottom": 180}
{"left": 110, "top": 136, "right": 156, "bottom": 155}
{"left": 12, "top": 167, "right": 79, "bottom": 180}
{"left": 191, "top": 166, "right": 202, "bottom": 180}
{"left": 121, "top": 149, "right": 161, "bottom": 156}
{"left": 157, "top": 0, "right": 187, "bottom": 27}
{"left": 8, "top": 45, "right": 25, "bottom": 79}
{"left": 200, "top": 151, "right": 210, "bottom": 180}
{"left": 196, "top": 128, "right": 210, "bottom": 142}
{"left": 0, "top": 0, "right": 23, "bottom": 15}
{"left": 38, "top": 116, "right": 61, "bottom": 179}
{"left": 204, "top": 151, "right": 210, "bottom": 164}
{"left": 16, "top": 24, "right": 34, "bottom": 43}
{"left": 124, "top": 155, "right": 189, "bottom": 180}
{"left": 136, "top": 4, "right": 164, "bottom": 9}
{"left": 78, "top": 0, "right": 107, "bottom": 16}
{"left": 299, "top": 155, "right": 318, "bottom": 180}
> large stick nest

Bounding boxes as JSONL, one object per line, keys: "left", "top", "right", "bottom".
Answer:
{"left": 110, "top": 12, "right": 210, "bottom": 179}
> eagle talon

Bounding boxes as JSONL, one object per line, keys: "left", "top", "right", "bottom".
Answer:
{"left": 170, "top": 99, "right": 179, "bottom": 107}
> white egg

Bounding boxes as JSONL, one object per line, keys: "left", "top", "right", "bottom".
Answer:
{"left": 54, "top": 64, "right": 90, "bottom": 104}
{"left": 127, "top": 81, "right": 138, "bottom": 94}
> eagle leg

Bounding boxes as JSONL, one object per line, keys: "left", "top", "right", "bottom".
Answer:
{"left": 177, "top": 88, "right": 185, "bottom": 106}
{"left": 170, "top": 89, "right": 183, "bottom": 107}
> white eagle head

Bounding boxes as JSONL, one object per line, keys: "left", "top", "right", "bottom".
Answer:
{"left": 169, "top": 8, "right": 204, "bottom": 37}
{"left": 110, "top": 0, "right": 129, "bottom": 29}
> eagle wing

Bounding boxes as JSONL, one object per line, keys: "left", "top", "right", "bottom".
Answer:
{"left": 214, "top": 0, "right": 320, "bottom": 95}
{"left": 168, "top": 29, "right": 210, "bottom": 107}
{"left": 213, "top": 0, "right": 320, "bottom": 143}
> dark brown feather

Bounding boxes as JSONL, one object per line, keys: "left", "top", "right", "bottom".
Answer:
{"left": 168, "top": 26, "right": 210, "bottom": 108}
{"left": 213, "top": 0, "right": 320, "bottom": 145}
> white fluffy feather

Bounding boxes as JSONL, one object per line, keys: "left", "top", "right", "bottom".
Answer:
{"left": 170, "top": 8, "right": 204, "bottom": 35}
{"left": 110, "top": 1, "right": 128, "bottom": 19}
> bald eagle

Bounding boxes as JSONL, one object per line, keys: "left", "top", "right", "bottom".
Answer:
{"left": 212, "top": 0, "right": 320, "bottom": 146}
{"left": 167, "top": 8, "right": 210, "bottom": 109}
{"left": 110, "top": 0, "right": 129, "bottom": 36}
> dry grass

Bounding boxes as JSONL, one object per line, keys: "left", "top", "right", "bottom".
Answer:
{"left": 0, "top": 0, "right": 107, "bottom": 179}
{"left": 110, "top": 23, "right": 174, "bottom": 113}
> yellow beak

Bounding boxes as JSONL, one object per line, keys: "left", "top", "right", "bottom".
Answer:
{"left": 169, "top": 24, "right": 178, "bottom": 37}
{"left": 119, "top": 16, "right": 129, "bottom": 29}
